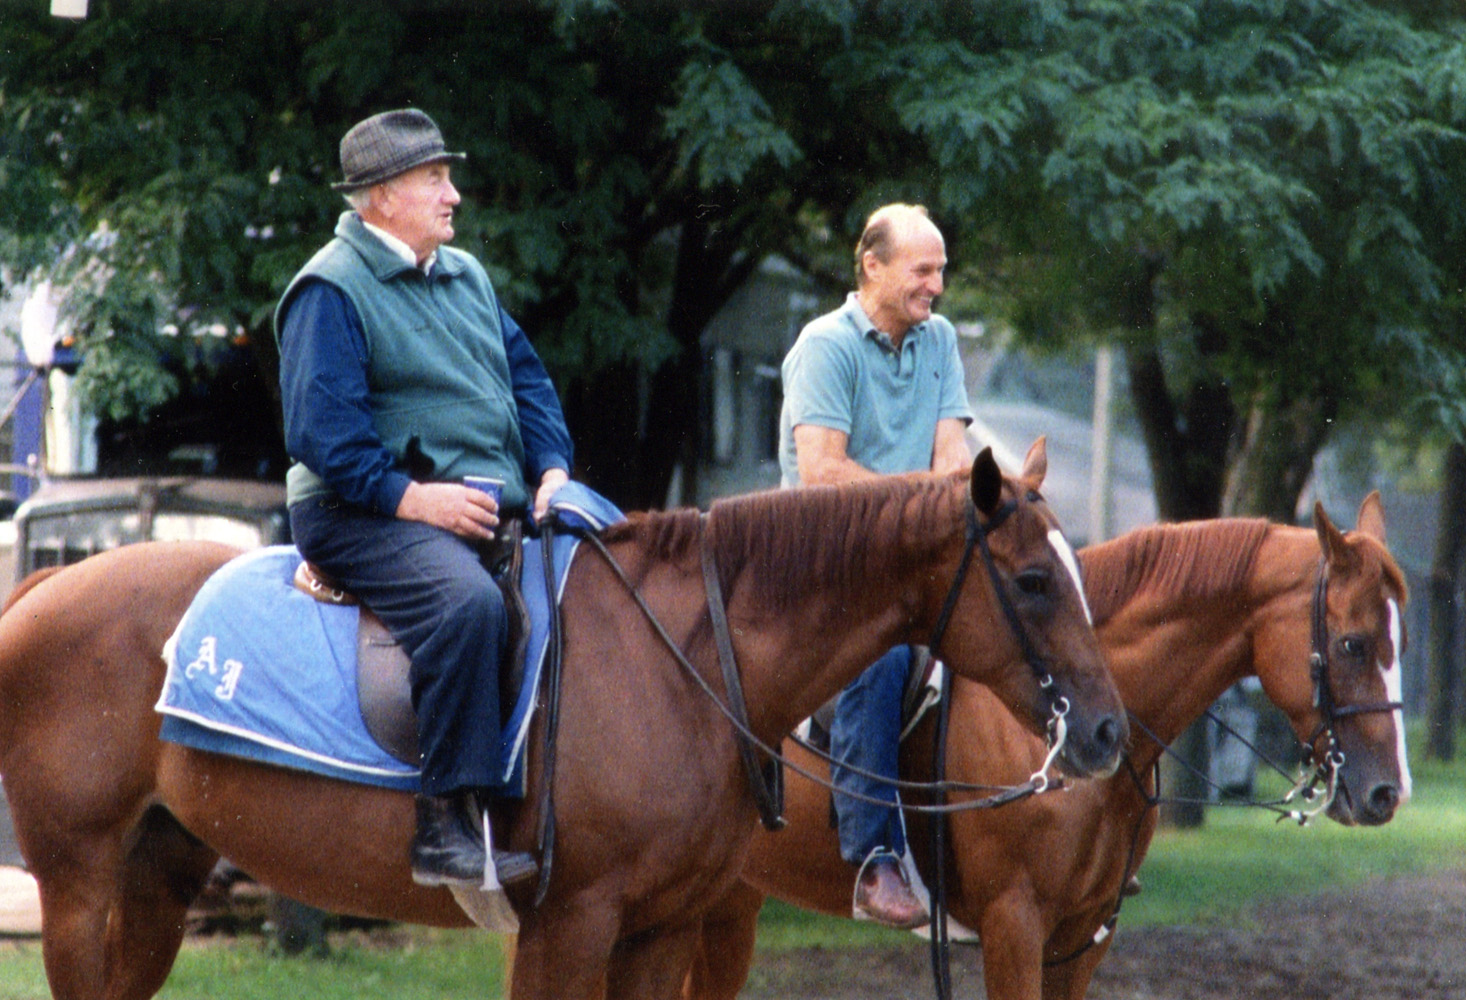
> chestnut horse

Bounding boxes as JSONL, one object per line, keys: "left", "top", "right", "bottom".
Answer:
{"left": 0, "top": 441, "right": 1127, "bottom": 1000}
{"left": 687, "top": 493, "right": 1410, "bottom": 1000}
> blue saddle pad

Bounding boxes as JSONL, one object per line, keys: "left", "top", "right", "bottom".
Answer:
{"left": 156, "top": 483, "right": 623, "bottom": 795}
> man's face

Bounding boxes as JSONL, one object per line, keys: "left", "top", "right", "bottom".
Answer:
{"left": 862, "top": 225, "right": 946, "bottom": 336}
{"left": 378, "top": 162, "right": 460, "bottom": 262}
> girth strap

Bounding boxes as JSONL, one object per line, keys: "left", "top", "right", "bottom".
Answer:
{"left": 700, "top": 515, "right": 786, "bottom": 831}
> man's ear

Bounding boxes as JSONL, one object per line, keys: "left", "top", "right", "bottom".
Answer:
{"left": 859, "top": 250, "right": 880, "bottom": 283}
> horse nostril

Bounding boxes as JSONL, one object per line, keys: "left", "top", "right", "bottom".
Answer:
{"left": 1368, "top": 783, "right": 1400, "bottom": 819}
{"left": 1095, "top": 716, "right": 1122, "bottom": 756}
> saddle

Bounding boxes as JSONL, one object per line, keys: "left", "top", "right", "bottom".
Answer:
{"left": 292, "top": 520, "right": 533, "bottom": 767}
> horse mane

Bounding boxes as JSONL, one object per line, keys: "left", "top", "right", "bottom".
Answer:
{"left": 598, "top": 474, "right": 960, "bottom": 609}
{"left": 598, "top": 506, "right": 705, "bottom": 564}
{"left": 1079, "top": 519, "right": 1272, "bottom": 627}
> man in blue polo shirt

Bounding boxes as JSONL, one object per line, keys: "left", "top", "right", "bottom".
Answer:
{"left": 276, "top": 109, "right": 573, "bottom": 889}
{"left": 779, "top": 203, "right": 973, "bottom": 928}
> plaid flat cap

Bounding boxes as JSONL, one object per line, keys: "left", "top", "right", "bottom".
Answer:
{"left": 332, "top": 108, "right": 466, "bottom": 192}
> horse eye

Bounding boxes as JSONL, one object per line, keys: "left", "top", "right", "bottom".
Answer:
{"left": 1338, "top": 636, "right": 1368, "bottom": 659}
{"left": 1014, "top": 569, "right": 1050, "bottom": 598}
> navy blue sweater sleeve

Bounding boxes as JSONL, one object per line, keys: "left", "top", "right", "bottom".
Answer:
{"left": 278, "top": 281, "right": 413, "bottom": 515}
{"left": 502, "top": 307, "right": 574, "bottom": 480}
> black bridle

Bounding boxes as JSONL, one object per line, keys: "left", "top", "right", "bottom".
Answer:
{"left": 765, "top": 495, "right": 1076, "bottom": 813}
{"left": 926, "top": 496, "right": 1071, "bottom": 737}
{"left": 1304, "top": 559, "right": 1404, "bottom": 775}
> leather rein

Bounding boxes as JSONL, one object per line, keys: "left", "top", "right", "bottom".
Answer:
{"left": 575, "top": 493, "right": 1072, "bottom": 832}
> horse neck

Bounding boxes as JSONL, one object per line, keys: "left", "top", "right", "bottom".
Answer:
{"left": 710, "top": 477, "right": 957, "bottom": 739}
{"left": 1093, "top": 521, "right": 1308, "bottom": 761}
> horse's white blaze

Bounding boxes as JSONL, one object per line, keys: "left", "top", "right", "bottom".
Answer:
{"left": 1047, "top": 529, "right": 1093, "bottom": 625}
{"left": 1384, "top": 599, "right": 1412, "bottom": 804}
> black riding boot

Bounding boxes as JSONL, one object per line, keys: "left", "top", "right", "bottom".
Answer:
{"left": 409, "top": 793, "right": 538, "bottom": 888}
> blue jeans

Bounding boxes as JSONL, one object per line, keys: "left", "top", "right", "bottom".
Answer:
{"left": 290, "top": 496, "right": 508, "bottom": 797}
{"left": 830, "top": 645, "right": 913, "bottom": 863}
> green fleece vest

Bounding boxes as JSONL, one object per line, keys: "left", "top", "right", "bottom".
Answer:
{"left": 275, "top": 212, "right": 530, "bottom": 509}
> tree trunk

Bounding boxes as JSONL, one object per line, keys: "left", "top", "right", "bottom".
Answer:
{"left": 1427, "top": 439, "right": 1466, "bottom": 760}
{"left": 1126, "top": 346, "right": 1234, "bottom": 522}
{"left": 564, "top": 361, "right": 649, "bottom": 511}
{"left": 1123, "top": 299, "right": 1238, "bottom": 828}
{"left": 1222, "top": 390, "right": 1334, "bottom": 523}
{"left": 567, "top": 217, "right": 763, "bottom": 511}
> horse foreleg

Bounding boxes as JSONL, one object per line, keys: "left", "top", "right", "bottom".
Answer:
{"left": 683, "top": 881, "right": 766, "bottom": 1000}
{"left": 1040, "top": 926, "right": 1114, "bottom": 1000}
{"left": 607, "top": 920, "right": 704, "bottom": 1000}
{"left": 977, "top": 892, "right": 1047, "bottom": 1000}
{"left": 510, "top": 899, "right": 618, "bottom": 999}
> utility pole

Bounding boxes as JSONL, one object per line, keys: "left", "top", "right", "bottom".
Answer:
{"left": 1088, "top": 346, "right": 1115, "bottom": 545}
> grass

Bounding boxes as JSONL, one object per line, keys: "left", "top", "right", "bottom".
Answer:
{"left": 162, "top": 928, "right": 509, "bottom": 1000}
{"left": 1119, "top": 733, "right": 1466, "bottom": 928}
{"left": 0, "top": 728, "right": 1460, "bottom": 997}
{"left": 0, "top": 929, "right": 511, "bottom": 1000}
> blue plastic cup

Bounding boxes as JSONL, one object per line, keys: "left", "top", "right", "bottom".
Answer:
{"left": 463, "top": 475, "right": 505, "bottom": 506}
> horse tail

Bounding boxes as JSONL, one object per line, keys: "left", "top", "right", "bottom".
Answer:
{"left": 3, "top": 567, "right": 66, "bottom": 615}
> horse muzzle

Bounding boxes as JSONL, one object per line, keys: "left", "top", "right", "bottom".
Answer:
{"left": 1328, "top": 772, "right": 1403, "bottom": 827}
{"left": 1053, "top": 705, "right": 1127, "bottom": 780}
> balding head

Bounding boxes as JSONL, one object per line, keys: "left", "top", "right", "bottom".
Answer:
{"left": 852, "top": 203, "right": 948, "bottom": 341}
{"left": 854, "top": 204, "right": 944, "bottom": 288}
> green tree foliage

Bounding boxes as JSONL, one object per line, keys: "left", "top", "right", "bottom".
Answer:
{"left": 0, "top": 0, "right": 918, "bottom": 502}
{"left": 981, "top": 0, "right": 1466, "bottom": 519}
{"left": 3, "top": 0, "right": 1466, "bottom": 517}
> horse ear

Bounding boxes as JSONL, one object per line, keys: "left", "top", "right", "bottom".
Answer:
{"left": 1020, "top": 436, "right": 1048, "bottom": 487}
{"left": 971, "top": 446, "right": 1003, "bottom": 516}
{"left": 1314, "top": 500, "right": 1356, "bottom": 570}
{"left": 1356, "top": 490, "right": 1387, "bottom": 544}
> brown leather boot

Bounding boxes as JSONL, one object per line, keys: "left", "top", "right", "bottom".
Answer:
{"left": 853, "top": 852, "right": 929, "bottom": 930}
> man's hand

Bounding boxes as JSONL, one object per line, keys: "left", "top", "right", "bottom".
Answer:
{"left": 395, "top": 481, "right": 499, "bottom": 540}
{"left": 533, "top": 468, "right": 570, "bottom": 521}
{"left": 931, "top": 418, "right": 973, "bottom": 476}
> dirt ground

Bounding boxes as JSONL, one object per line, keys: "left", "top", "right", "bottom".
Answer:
{"left": 4, "top": 867, "right": 1462, "bottom": 997}
{"left": 738, "top": 868, "right": 1466, "bottom": 999}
